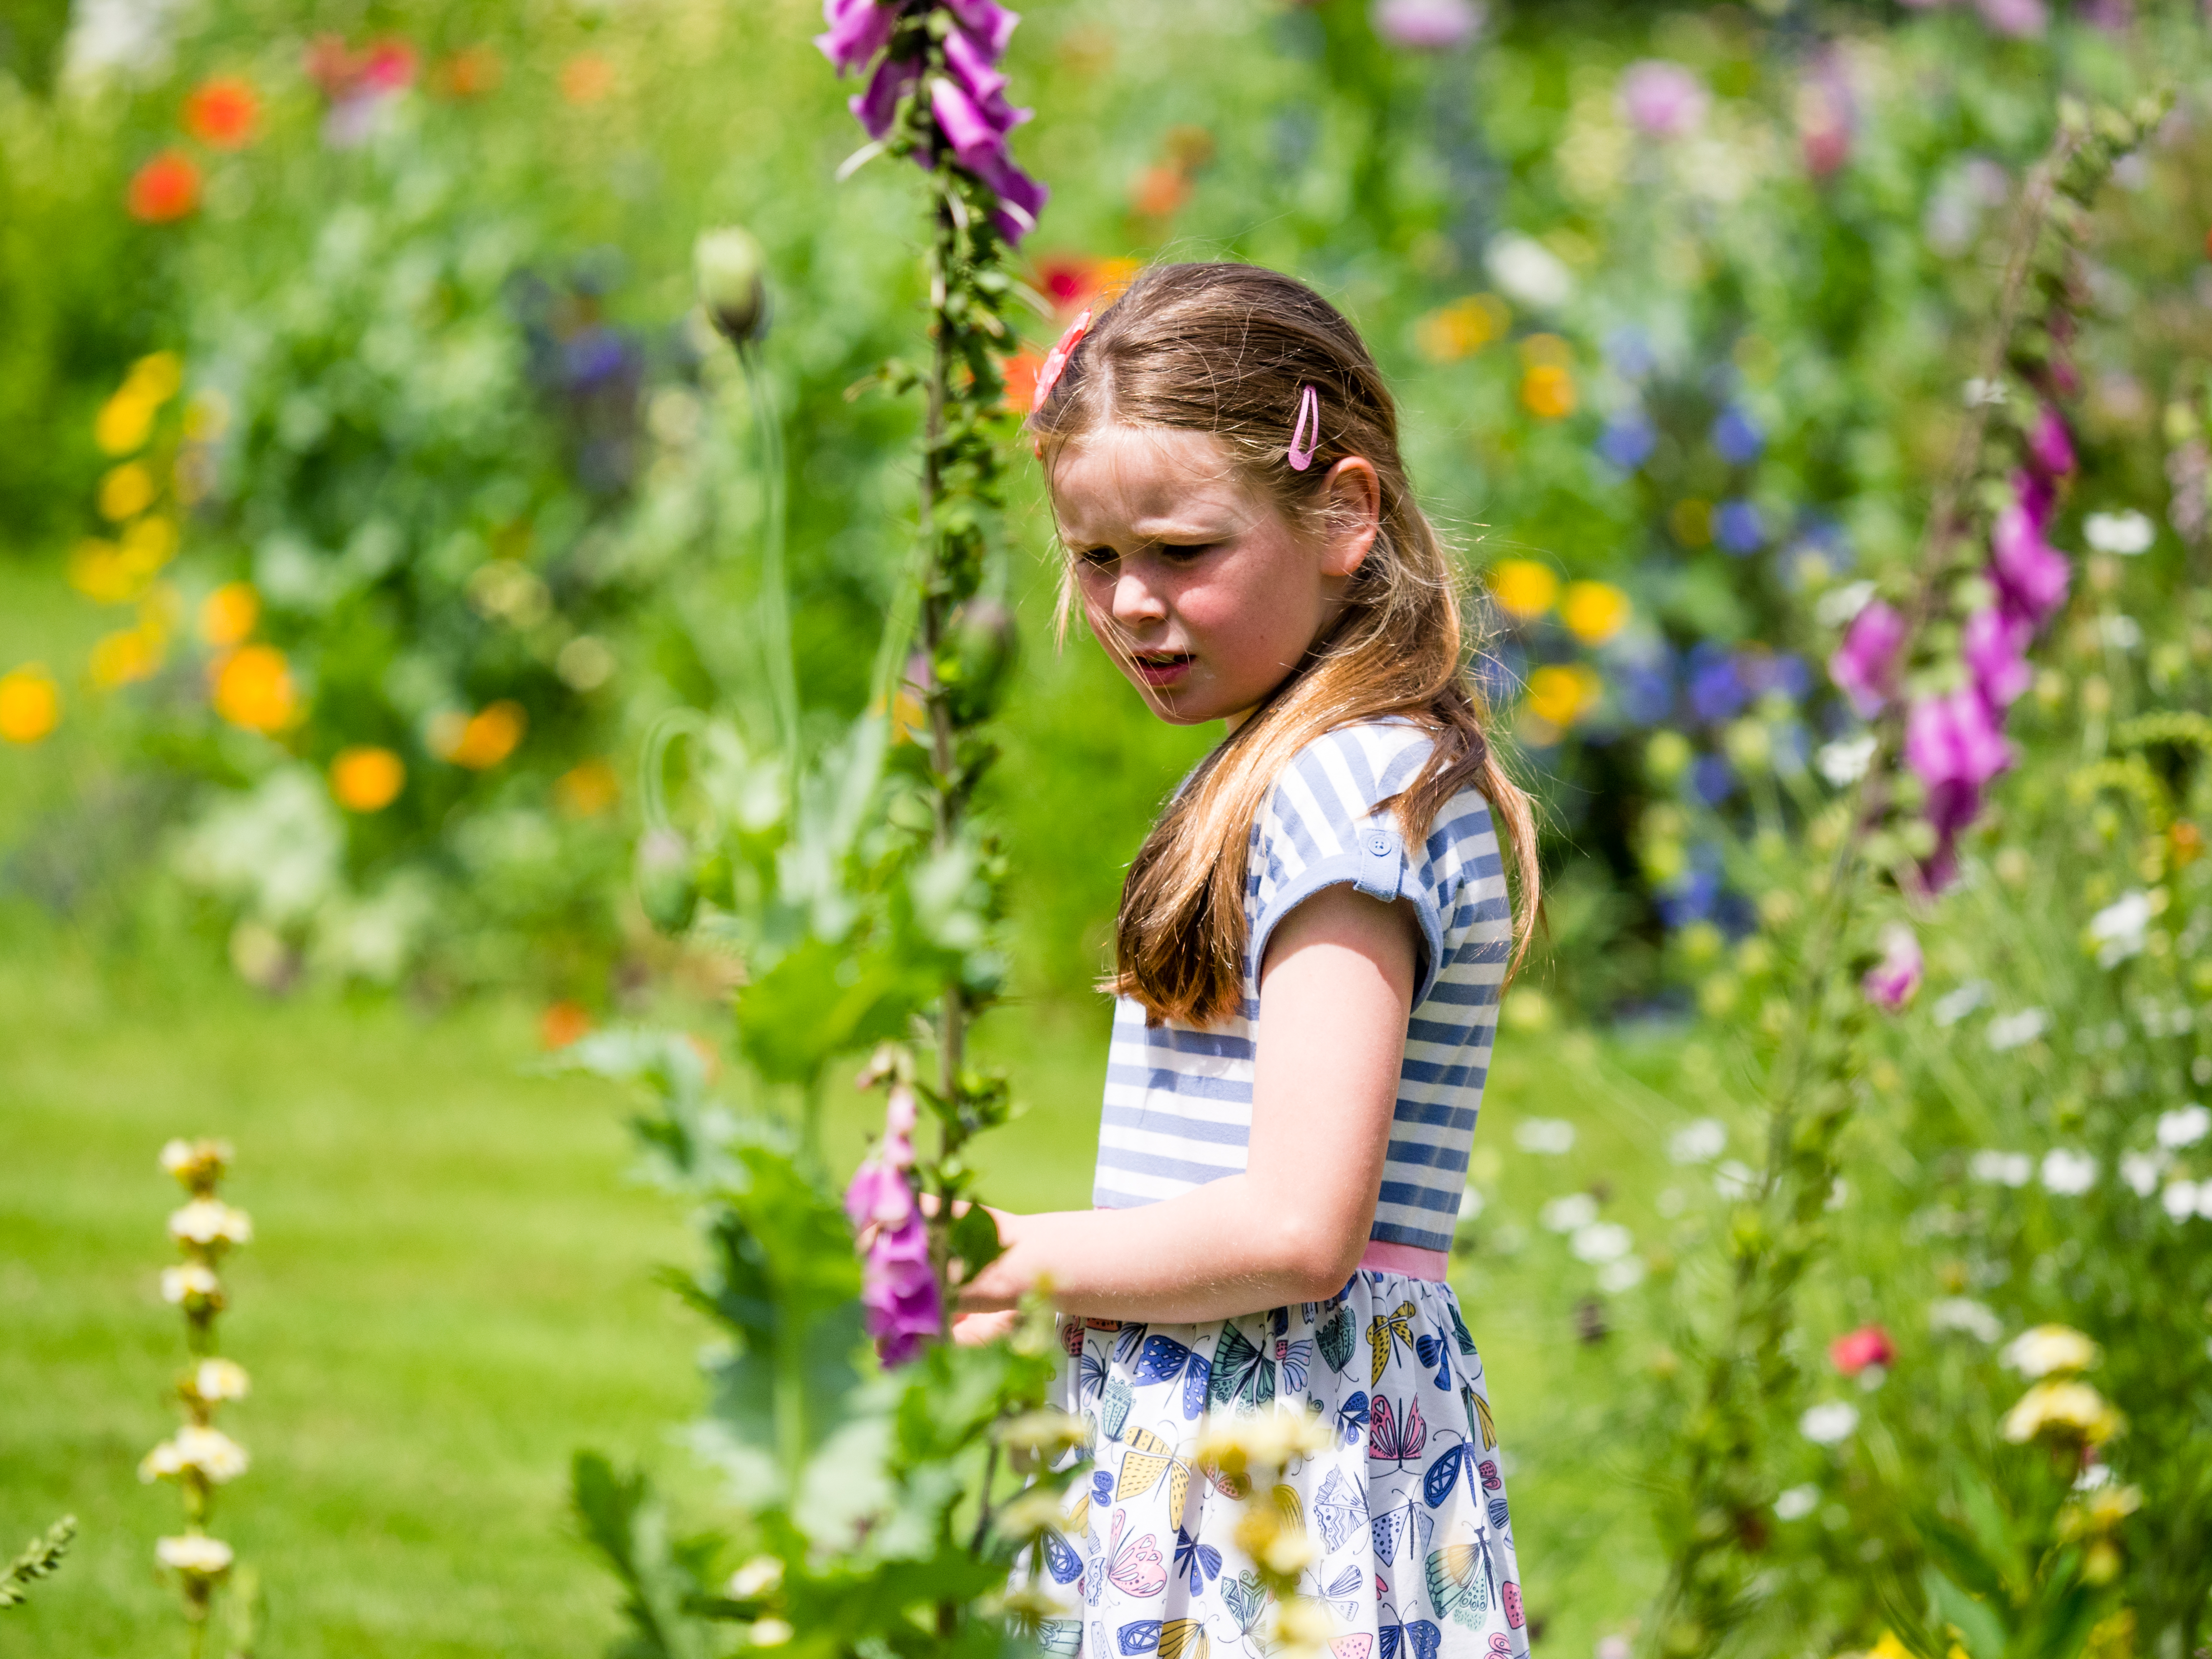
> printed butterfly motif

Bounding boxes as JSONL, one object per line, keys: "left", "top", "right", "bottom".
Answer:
{"left": 1447, "top": 1299, "right": 1478, "bottom": 1357}
{"left": 1275, "top": 1338, "right": 1314, "bottom": 1396}
{"left": 1334, "top": 1390, "right": 1371, "bottom": 1446}
{"left": 1269, "top": 1306, "right": 1291, "bottom": 1338}
{"left": 1098, "top": 1508, "right": 1168, "bottom": 1600}
{"left": 1269, "top": 1482, "right": 1306, "bottom": 1541}
{"left": 1118, "top": 1619, "right": 1208, "bottom": 1659}
{"left": 1207, "top": 1324, "right": 1277, "bottom": 1413}
{"left": 1370, "top": 1499, "right": 1435, "bottom": 1564}
{"left": 1368, "top": 1393, "right": 1427, "bottom": 1471}
{"left": 1367, "top": 1301, "right": 1417, "bottom": 1385}
{"left": 1060, "top": 1318, "right": 1085, "bottom": 1358}
{"left": 1412, "top": 1332, "right": 1453, "bottom": 1391}
{"left": 1172, "top": 1525, "right": 1221, "bottom": 1595}
{"left": 1134, "top": 1334, "right": 1213, "bottom": 1420}
{"left": 1101, "top": 1377, "right": 1136, "bottom": 1443}
{"left": 1501, "top": 1579, "right": 1525, "bottom": 1630}
{"left": 1330, "top": 1638, "right": 1375, "bottom": 1659}
{"left": 1080, "top": 1343, "right": 1111, "bottom": 1403}
{"left": 1422, "top": 1442, "right": 1488, "bottom": 1511}
{"left": 1476, "top": 1457, "right": 1502, "bottom": 1492}
{"left": 1317, "top": 1307, "right": 1356, "bottom": 1374}
{"left": 1042, "top": 1527, "right": 1085, "bottom": 1587}
{"left": 1065, "top": 1491, "right": 1093, "bottom": 1542}
{"left": 1037, "top": 1621, "right": 1082, "bottom": 1656}
{"left": 1313, "top": 1466, "right": 1370, "bottom": 1553}
{"left": 1113, "top": 1322, "right": 1149, "bottom": 1364}
{"left": 1116, "top": 1427, "right": 1192, "bottom": 1521}
{"left": 1424, "top": 1529, "right": 1501, "bottom": 1629}
{"left": 1304, "top": 1562, "right": 1363, "bottom": 1619}
{"left": 1378, "top": 1607, "right": 1443, "bottom": 1659}
{"left": 1488, "top": 1496, "right": 1511, "bottom": 1533}
{"left": 1220, "top": 1571, "right": 1270, "bottom": 1638}
{"left": 1461, "top": 1384, "right": 1497, "bottom": 1451}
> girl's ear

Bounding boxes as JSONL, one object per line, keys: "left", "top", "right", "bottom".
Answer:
{"left": 1318, "top": 456, "right": 1383, "bottom": 577}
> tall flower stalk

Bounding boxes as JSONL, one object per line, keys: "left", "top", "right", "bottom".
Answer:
{"left": 1646, "top": 93, "right": 2167, "bottom": 1658}
{"left": 144, "top": 1138, "right": 254, "bottom": 1656}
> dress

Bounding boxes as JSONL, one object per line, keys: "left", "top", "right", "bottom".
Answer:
{"left": 1037, "top": 721, "right": 1530, "bottom": 1657}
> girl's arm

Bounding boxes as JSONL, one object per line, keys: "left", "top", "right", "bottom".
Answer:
{"left": 957, "top": 883, "right": 1418, "bottom": 1325}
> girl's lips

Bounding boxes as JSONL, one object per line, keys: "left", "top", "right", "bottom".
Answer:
{"left": 1132, "top": 652, "right": 1193, "bottom": 687}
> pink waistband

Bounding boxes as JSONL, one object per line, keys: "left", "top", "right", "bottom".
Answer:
{"left": 1358, "top": 1239, "right": 1449, "bottom": 1281}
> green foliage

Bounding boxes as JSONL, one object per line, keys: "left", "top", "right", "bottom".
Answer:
{"left": 0, "top": 1515, "right": 75, "bottom": 1610}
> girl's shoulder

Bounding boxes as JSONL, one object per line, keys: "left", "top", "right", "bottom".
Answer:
{"left": 1262, "top": 718, "right": 1497, "bottom": 861}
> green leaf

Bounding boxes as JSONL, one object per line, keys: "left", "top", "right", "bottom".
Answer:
{"left": 1924, "top": 1565, "right": 2009, "bottom": 1659}
{"left": 735, "top": 936, "right": 915, "bottom": 1083}
{"left": 569, "top": 1454, "right": 713, "bottom": 1659}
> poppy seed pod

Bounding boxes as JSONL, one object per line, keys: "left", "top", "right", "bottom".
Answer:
{"left": 694, "top": 227, "right": 769, "bottom": 345}
{"left": 635, "top": 828, "right": 698, "bottom": 935}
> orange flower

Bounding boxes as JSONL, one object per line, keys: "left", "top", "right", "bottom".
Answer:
{"left": 432, "top": 700, "right": 527, "bottom": 769}
{"left": 560, "top": 53, "right": 614, "bottom": 104}
{"left": 127, "top": 151, "right": 202, "bottom": 223}
{"left": 540, "top": 1000, "right": 592, "bottom": 1049}
{"left": 1520, "top": 363, "right": 1576, "bottom": 420}
{"left": 0, "top": 664, "right": 60, "bottom": 744}
{"left": 1002, "top": 350, "right": 1042, "bottom": 413}
{"left": 90, "top": 625, "right": 165, "bottom": 688}
{"left": 198, "top": 582, "right": 260, "bottom": 647}
{"left": 329, "top": 746, "right": 405, "bottom": 812}
{"left": 554, "top": 758, "right": 621, "bottom": 818}
{"left": 1526, "top": 663, "right": 1603, "bottom": 728}
{"left": 437, "top": 45, "right": 502, "bottom": 97}
{"left": 1130, "top": 164, "right": 1190, "bottom": 218}
{"left": 211, "top": 644, "right": 300, "bottom": 733}
{"left": 182, "top": 77, "right": 260, "bottom": 148}
{"left": 1415, "top": 295, "right": 1510, "bottom": 364}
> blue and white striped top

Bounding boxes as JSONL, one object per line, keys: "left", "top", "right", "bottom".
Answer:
{"left": 1091, "top": 720, "right": 1514, "bottom": 1254}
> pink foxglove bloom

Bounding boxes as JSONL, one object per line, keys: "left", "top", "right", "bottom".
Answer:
{"left": 1827, "top": 598, "right": 1907, "bottom": 718}
{"left": 814, "top": 0, "right": 899, "bottom": 75}
{"left": 1829, "top": 1324, "right": 1898, "bottom": 1374}
{"left": 844, "top": 1086, "right": 942, "bottom": 1366}
{"left": 1989, "top": 499, "right": 2071, "bottom": 627}
{"left": 1976, "top": 0, "right": 2049, "bottom": 35}
{"left": 1905, "top": 688, "right": 2012, "bottom": 888}
{"left": 1961, "top": 606, "right": 2032, "bottom": 708}
{"left": 1371, "top": 0, "right": 1484, "bottom": 50}
{"left": 1861, "top": 925, "right": 1923, "bottom": 1011}
{"left": 2026, "top": 405, "right": 2076, "bottom": 479}
{"left": 1618, "top": 60, "right": 1709, "bottom": 138}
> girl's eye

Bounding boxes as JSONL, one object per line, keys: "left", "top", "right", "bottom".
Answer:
{"left": 1075, "top": 545, "right": 1119, "bottom": 570}
{"left": 1158, "top": 542, "right": 1215, "bottom": 562}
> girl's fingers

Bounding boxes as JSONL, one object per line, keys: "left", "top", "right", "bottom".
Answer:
{"left": 951, "top": 1310, "right": 1019, "bottom": 1346}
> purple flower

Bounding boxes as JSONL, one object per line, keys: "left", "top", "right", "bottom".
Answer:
{"left": 815, "top": 0, "right": 900, "bottom": 76}
{"left": 1989, "top": 500, "right": 2070, "bottom": 627}
{"left": 850, "top": 54, "right": 919, "bottom": 141}
{"left": 1862, "top": 922, "right": 1923, "bottom": 1010}
{"left": 1618, "top": 60, "right": 1709, "bottom": 138}
{"left": 1975, "top": 0, "right": 2049, "bottom": 35}
{"left": 844, "top": 1085, "right": 942, "bottom": 1366}
{"left": 942, "top": 23, "right": 1009, "bottom": 106}
{"left": 1961, "top": 606, "right": 2033, "bottom": 708}
{"left": 2026, "top": 404, "right": 2076, "bottom": 479}
{"left": 1371, "top": 0, "right": 1484, "bottom": 50}
{"left": 943, "top": 0, "right": 1019, "bottom": 56}
{"left": 1715, "top": 499, "right": 1764, "bottom": 555}
{"left": 1597, "top": 412, "right": 1656, "bottom": 470}
{"left": 1691, "top": 752, "right": 1736, "bottom": 805}
{"left": 1827, "top": 598, "right": 1906, "bottom": 718}
{"left": 1686, "top": 644, "right": 1751, "bottom": 723}
{"left": 1711, "top": 405, "right": 1764, "bottom": 466}
{"left": 1905, "top": 688, "right": 2012, "bottom": 888}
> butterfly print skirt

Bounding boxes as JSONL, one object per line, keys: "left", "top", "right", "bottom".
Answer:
{"left": 1028, "top": 1271, "right": 1531, "bottom": 1659}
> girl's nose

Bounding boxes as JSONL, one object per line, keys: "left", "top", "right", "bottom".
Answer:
{"left": 1113, "top": 570, "right": 1167, "bottom": 627}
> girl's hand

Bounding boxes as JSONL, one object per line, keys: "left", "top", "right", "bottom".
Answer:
{"left": 951, "top": 1309, "right": 1020, "bottom": 1346}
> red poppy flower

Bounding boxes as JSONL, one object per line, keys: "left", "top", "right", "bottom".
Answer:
{"left": 1829, "top": 1325, "right": 1896, "bottom": 1377}
{"left": 359, "top": 38, "right": 417, "bottom": 94}
{"left": 127, "top": 151, "right": 201, "bottom": 223}
{"left": 182, "top": 76, "right": 259, "bottom": 148}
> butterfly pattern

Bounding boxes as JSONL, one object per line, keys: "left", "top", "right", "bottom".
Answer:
{"left": 1025, "top": 1272, "right": 1530, "bottom": 1657}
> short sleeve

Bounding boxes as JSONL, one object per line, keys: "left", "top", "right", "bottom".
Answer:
{"left": 1246, "top": 723, "right": 1451, "bottom": 1006}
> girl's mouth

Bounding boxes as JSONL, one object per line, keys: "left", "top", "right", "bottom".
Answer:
{"left": 1131, "top": 651, "right": 1193, "bottom": 688}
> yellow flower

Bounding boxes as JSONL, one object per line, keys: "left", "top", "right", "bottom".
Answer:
{"left": 99, "top": 461, "right": 157, "bottom": 521}
{"left": 141, "top": 1425, "right": 249, "bottom": 1483}
{"left": 2058, "top": 1483, "right": 2142, "bottom": 1542}
{"left": 330, "top": 746, "right": 406, "bottom": 813}
{"left": 198, "top": 582, "right": 260, "bottom": 648}
{"left": 431, "top": 700, "right": 527, "bottom": 769}
{"left": 160, "top": 1137, "right": 232, "bottom": 1188}
{"left": 181, "top": 388, "right": 230, "bottom": 442}
{"left": 726, "top": 1555, "right": 784, "bottom": 1597}
{"left": 68, "top": 538, "right": 140, "bottom": 604}
{"left": 90, "top": 625, "right": 165, "bottom": 688}
{"left": 1520, "top": 363, "right": 1576, "bottom": 420}
{"left": 2001, "top": 1324, "right": 2100, "bottom": 1380}
{"left": 554, "top": 757, "right": 621, "bottom": 818}
{"left": 160, "top": 1262, "right": 223, "bottom": 1309}
{"left": 1562, "top": 580, "right": 1631, "bottom": 646}
{"left": 1414, "top": 293, "right": 1509, "bottom": 363}
{"left": 119, "top": 515, "right": 179, "bottom": 575}
{"left": 129, "top": 350, "right": 184, "bottom": 403}
{"left": 1527, "top": 663, "right": 1602, "bottom": 728}
{"left": 96, "top": 388, "right": 160, "bottom": 457}
{"left": 155, "top": 1534, "right": 233, "bottom": 1577}
{"left": 211, "top": 644, "right": 300, "bottom": 733}
{"left": 750, "top": 1618, "right": 793, "bottom": 1647}
{"left": 1195, "top": 1404, "right": 1333, "bottom": 1481}
{"left": 1487, "top": 559, "right": 1560, "bottom": 622}
{"left": 2001, "top": 1379, "right": 2124, "bottom": 1447}
{"left": 189, "top": 1358, "right": 251, "bottom": 1403}
{"left": 996, "top": 1409, "right": 1093, "bottom": 1457}
{"left": 0, "top": 664, "right": 60, "bottom": 744}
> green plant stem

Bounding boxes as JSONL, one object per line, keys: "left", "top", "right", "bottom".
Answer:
{"left": 737, "top": 341, "right": 801, "bottom": 790}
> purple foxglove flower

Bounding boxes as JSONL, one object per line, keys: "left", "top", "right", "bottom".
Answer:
{"left": 1976, "top": 0, "right": 2048, "bottom": 35}
{"left": 1905, "top": 687, "right": 2011, "bottom": 888}
{"left": 1961, "top": 606, "right": 2032, "bottom": 708}
{"left": 1862, "top": 922, "right": 1923, "bottom": 1010}
{"left": 943, "top": 0, "right": 1019, "bottom": 58}
{"left": 850, "top": 53, "right": 920, "bottom": 141}
{"left": 861, "top": 1202, "right": 943, "bottom": 1365}
{"left": 974, "top": 151, "right": 1047, "bottom": 241}
{"left": 931, "top": 76, "right": 1005, "bottom": 168}
{"left": 1618, "top": 60, "right": 1709, "bottom": 138}
{"left": 1827, "top": 597, "right": 1906, "bottom": 718}
{"left": 942, "top": 24, "right": 1010, "bottom": 107}
{"left": 1989, "top": 501, "right": 2070, "bottom": 627}
{"left": 814, "top": 0, "right": 899, "bottom": 76}
{"left": 1371, "top": 0, "right": 1484, "bottom": 50}
{"left": 2026, "top": 404, "right": 2076, "bottom": 478}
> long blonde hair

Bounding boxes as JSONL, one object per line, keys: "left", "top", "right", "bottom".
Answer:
{"left": 1028, "top": 262, "right": 1539, "bottom": 1029}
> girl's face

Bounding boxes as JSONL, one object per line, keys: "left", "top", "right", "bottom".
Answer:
{"left": 1052, "top": 425, "right": 1379, "bottom": 728}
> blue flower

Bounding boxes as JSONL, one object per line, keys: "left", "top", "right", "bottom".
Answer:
{"left": 1685, "top": 643, "right": 1750, "bottom": 723}
{"left": 1715, "top": 499, "right": 1764, "bottom": 554}
{"left": 1604, "top": 325, "right": 1655, "bottom": 380}
{"left": 1691, "top": 752, "right": 1736, "bottom": 805}
{"left": 1711, "top": 405, "right": 1764, "bottom": 466}
{"left": 1597, "top": 411, "right": 1657, "bottom": 470}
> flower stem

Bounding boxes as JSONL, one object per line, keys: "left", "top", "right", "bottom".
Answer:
{"left": 737, "top": 340, "right": 801, "bottom": 794}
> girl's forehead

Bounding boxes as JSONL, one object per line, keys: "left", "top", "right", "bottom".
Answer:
{"left": 1051, "top": 425, "right": 1262, "bottom": 539}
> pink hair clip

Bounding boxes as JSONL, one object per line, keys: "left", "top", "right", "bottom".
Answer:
{"left": 1031, "top": 309, "right": 1092, "bottom": 410}
{"left": 1286, "top": 383, "right": 1320, "bottom": 471}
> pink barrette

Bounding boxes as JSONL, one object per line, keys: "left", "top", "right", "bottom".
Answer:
{"left": 1286, "top": 383, "right": 1320, "bottom": 470}
{"left": 1031, "top": 309, "right": 1091, "bottom": 410}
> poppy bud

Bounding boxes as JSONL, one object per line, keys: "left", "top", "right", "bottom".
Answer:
{"left": 694, "top": 227, "right": 769, "bottom": 346}
{"left": 635, "top": 828, "right": 698, "bottom": 934}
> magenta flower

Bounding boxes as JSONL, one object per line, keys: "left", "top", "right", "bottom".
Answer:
{"left": 1827, "top": 598, "right": 1907, "bottom": 718}
{"left": 1989, "top": 498, "right": 2071, "bottom": 628}
{"left": 1862, "top": 924, "right": 1923, "bottom": 1011}
{"left": 1371, "top": 0, "right": 1485, "bottom": 50}
{"left": 1961, "top": 606, "right": 2032, "bottom": 708}
{"left": 2027, "top": 405, "right": 2076, "bottom": 479}
{"left": 815, "top": 0, "right": 900, "bottom": 75}
{"left": 1905, "top": 688, "right": 2012, "bottom": 888}
{"left": 844, "top": 1085, "right": 943, "bottom": 1366}
{"left": 1976, "top": 0, "right": 2049, "bottom": 36}
{"left": 1618, "top": 60, "right": 1709, "bottom": 138}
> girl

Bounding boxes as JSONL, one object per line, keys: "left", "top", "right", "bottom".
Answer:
{"left": 962, "top": 263, "right": 1540, "bottom": 1652}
